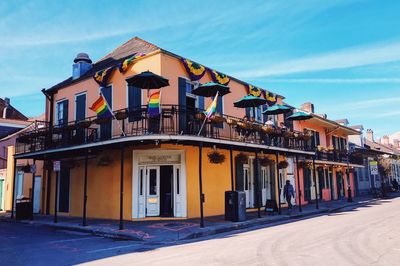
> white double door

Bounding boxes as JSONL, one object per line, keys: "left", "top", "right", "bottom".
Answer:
{"left": 138, "top": 165, "right": 183, "bottom": 217}
{"left": 261, "top": 166, "right": 272, "bottom": 206}
{"left": 243, "top": 164, "right": 254, "bottom": 208}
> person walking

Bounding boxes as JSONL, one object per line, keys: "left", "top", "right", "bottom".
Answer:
{"left": 283, "top": 180, "right": 295, "bottom": 209}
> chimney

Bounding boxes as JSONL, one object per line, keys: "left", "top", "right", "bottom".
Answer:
{"left": 366, "top": 129, "right": 374, "bottom": 142}
{"left": 72, "top": 53, "right": 92, "bottom": 80}
{"left": 301, "top": 102, "right": 314, "bottom": 113}
{"left": 2, "top": 97, "right": 10, "bottom": 119}
{"left": 393, "top": 139, "right": 399, "bottom": 148}
{"left": 382, "top": 135, "right": 390, "bottom": 145}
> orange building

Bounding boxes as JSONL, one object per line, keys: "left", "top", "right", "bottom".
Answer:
{"left": 12, "top": 37, "right": 314, "bottom": 228}
{"left": 290, "top": 102, "right": 362, "bottom": 207}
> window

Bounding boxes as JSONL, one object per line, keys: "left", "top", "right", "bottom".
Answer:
{"left": 149, "top": 169, "right": 157, "bottom": 195}
{"left": 56, "top": 100, "right": 68, "bottom": 126}
{"left": 139, "top": 169, "right": 144, "bottom": 196}
{"left": 176, "top": 168, "right": 180, "bottom": 195}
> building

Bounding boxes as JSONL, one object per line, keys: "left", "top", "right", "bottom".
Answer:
{"left": 289, "top": 102, "right": 362, "bottom": 207}
{"left": 11, "top": 37, "right": 313, "bottom": 227}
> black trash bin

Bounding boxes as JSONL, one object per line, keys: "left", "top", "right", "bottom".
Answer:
{"left": 16, "top": 197, "right": 33, "bottom": 220}
{"left": 225, "top": 191, "right": 246, "bottom": 222}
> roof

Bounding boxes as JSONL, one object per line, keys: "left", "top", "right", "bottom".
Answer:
{"left": 46, "top": 37, "right": 160, "bottom": 93}
{"left": 0, "top": 98, "right": 28, "bottom": 121}
{"left": 364, "top": 138, "right": 399, "bottom": 155}
{"left": 349, "top": 125, "right": 363, "bottom": 131}
{"left": 45, "top": 37, "right": 284, "bottom": 98}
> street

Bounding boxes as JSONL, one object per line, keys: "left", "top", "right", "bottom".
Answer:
{"left": 2, "top": 198, "right": 400, "bottom": 266}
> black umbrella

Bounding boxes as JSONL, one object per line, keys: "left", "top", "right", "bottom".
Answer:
{"left": 234, "top": 95, "right": 267, "bottom": 119}
{"left": 126, "top": 71, "right": 169, "bottom": 89}
{"left": 191, "top": 82, "right": 231, "bottom": 97}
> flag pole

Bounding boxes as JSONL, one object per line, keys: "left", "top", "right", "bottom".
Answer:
{"left": 197, "top": 91, "right": 218, "bottom": 136}
{"left": 100, "top": 91, "right": 126, "bottom": 136}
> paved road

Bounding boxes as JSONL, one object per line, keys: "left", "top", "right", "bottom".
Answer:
{"left": 2, "top": 198, "right": 400, "bottom": 265}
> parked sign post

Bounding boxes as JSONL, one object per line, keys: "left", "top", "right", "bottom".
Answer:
{"left": 53, "top": 161, "right": 60, "bottom": 223}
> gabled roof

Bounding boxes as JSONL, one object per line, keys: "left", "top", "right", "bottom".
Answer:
{"left": 0, "top": 98, "right": 28, "bottom": 121}
{"left": 46, "top": 37, "right": 160, "bottom": 93}
{"left": 364, "top": 138, "right": 399, "bottom": 155}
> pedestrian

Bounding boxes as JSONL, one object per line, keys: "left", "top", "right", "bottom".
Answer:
{"left": 283, "top": 180, "right": 294, "bottom": 209}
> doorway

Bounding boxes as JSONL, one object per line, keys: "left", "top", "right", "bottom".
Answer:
{"left": 160, "top": 166, "right": 173, "bottom": 217}
{"left": 303, "top": 168, "right": 312, "bottom": 201}
{"left": 33, "top": 176, "right": 41, "bottom": 213}
{"left": 243, "top": 164, "right": 253, "bottom": 208}
{"left": 0, "top": 179, "right": 4, "bottom": 211}
{"left": 261, "top": 166, "right": 272, "bottom": 206}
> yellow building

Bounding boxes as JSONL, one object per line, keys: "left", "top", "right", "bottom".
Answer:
{"left": 12, "top": 37, "right": 313, "bottom": 228}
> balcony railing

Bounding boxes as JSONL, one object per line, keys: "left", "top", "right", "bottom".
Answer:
{"left": 15, "top": 105, "right": 314, "bottom": 155}
{"left": 315, "top": 150, "right": 349, "bottom": 164}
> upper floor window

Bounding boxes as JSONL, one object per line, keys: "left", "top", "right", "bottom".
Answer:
{"left": 55, "top": 99, "right": 69, "bottom": 126}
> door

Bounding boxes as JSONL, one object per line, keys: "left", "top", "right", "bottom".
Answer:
{"left": 100, "top": 86, "right": 112, "bottom": 140}
{"left": 318, "top": 168, "right": 325, "bottom": 200}
{"left": 138, "top": 166, "right": 146, "bottom": 218}
{"left": 160, "top": 166, "right": 173, "bottom": 217}
{"left": 261, "top": 166, "right": 271, "bottom": 206}
{"left": 243, "top": 164, "right": 253, "bottom": 208}
{"left": 33, "top": 176, "right": 41, "bottom": 213}
{"left": 173, "top": 165, "right": 184, "bottom": 217}
{"left": 303, "top": 168, "right": 312, "bottom": 201}
{"left": 0, "top": 179, "right": 4, "bottom": 211}
{"left": 146, "top": 166, "right": 160, "bottom": 216}
{"left": 15, "top": 172, "right": 24, "bottom": 198}
{"left": 58, "top": 168, "right": 70, "bottom": 213}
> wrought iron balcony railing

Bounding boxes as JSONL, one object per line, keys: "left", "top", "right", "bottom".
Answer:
{"left": 15, "top": 105, "right": 314, "bottom": 155}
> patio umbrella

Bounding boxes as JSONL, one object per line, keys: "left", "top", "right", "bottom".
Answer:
{"left": 125, "top": 71, "right": 169, "bottom": 89}
{"left": 286, "top": 111, "right": 313, "bottom": 121}
{"left": 191, "top": 82, "right": 231, "bottom": 97}
{"left": 263, "top": 104, "right": 291, "bottom": 115}
{"left": 234, "top": 94, "right": 267, "bottom": 118}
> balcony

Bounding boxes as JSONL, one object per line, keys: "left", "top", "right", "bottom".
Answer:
{"left": 315, "top": 149, "right": 349, "bottom": 164}
{"left": 15, "top": 105, "right": 313, "bottom": 155}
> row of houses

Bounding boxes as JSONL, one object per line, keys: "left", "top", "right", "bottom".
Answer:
{"left": 1, "top": 37, "right": 399, "bottom": 228}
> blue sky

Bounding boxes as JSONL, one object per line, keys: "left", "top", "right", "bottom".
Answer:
{"left": 1, "top": 0, "right": 400, "bottom": 138}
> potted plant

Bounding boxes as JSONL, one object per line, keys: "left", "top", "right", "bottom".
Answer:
{"left": 211, "top": 114, "right": 225, "bottom": 124}
{"left": 77, "top": 120, "right": 92, "bottom": 128}
{"left": 236, "top": 153, "right": 248, "bottom": 164}
{"left": 115, "top": 110, "right": 128, "bottom": 120}
{"left": 94, "top": 117, "right": 112, "bottom": 125}
{"left": 327, "top": 145, "right": 334, "bottom": 151}
{"left": 317, "top": 145, "right": 326, "bottom": 152}
{"left": 260, "top": 157, "right": 273, "bottom": 166}
{"left": 278, "top": 160, "right": 289, "bottom": 169}
{"left": 226, "top": 118, "right": 238, "bottom": 126}
{"left": 262, "top": 126, "right": 275, "bottom": 134}
{"left": 207, "top": 151, "right": 226, "bottom": 164}
{"left": 195, "top": 112, "right": 206, "bottom": 121}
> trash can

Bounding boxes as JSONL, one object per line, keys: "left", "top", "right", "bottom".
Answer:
{"left": 225, "top": 191, "right": 246, "bottom": 222}
{"left": 16, "top": 197, "right": 33, "bottom": 220}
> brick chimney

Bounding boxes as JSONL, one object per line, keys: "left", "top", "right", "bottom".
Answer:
{"left": 301, "top": 102, "right": 314, "bottom": 113}
{"left": 366, "top": 129, "right": 374, "bottom": 142}
{"left": 393, "top": 139, "right": 399, "bottom": 148}
{"left": 382, "top": 135, "right": 390, "bottom": 145}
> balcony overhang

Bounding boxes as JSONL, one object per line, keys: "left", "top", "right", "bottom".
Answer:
{"left": 14, "top": 134, "right": 315, "bottom": 160}
{"left": 307, "top": 159, "right": 364, "bottom": 168}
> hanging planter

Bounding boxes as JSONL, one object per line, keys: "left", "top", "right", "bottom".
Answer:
{"left": 298, "top": 161, "right": 311, "bottom": 169}
{"left": 77, "top": 120, "right": 92, "bottom": 128}
{"left": 207, "top": 151, "right": 226, "bottom": 164}
{"left": 278, "top": 160, "right": 289, "bottom": 169}
{"left": 260, "top": 157, "right": 273, "bottom": 166}
{"left": 22, "top": 164, "right": 31, "bottom": 173}
{"left": 94, "top": 117, "right": 112, "bottom": 125}
{"left": 115, "top": 110, "right": 128, "bottom": 120}
{"left": 210, "top": 114, "right": 225, "bottom": 124}
{"left": 226, "top": 118, "right": 238, "bottom": 126}
{"left": 236, "top": 153, "right": 248, "bottom": 164}
{"left": 195, "top": 112, "right": 206, "bottom": 121}
{"left": 262, "top": 126, "right": 275, "bottom": 134}
{"left": 317, "top": 145, "right": 326, "bottom": 152}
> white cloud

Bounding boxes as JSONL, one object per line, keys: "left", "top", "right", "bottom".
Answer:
{"left": 235, "top": 41, "right": 400, "bottom": 78}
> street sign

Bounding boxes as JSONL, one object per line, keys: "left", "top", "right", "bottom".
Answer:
{"left": 53, "top": 161, "right": 61, "bottom": 172}
{"left": 370, "top": 161, "right": 378, "bottom": 175}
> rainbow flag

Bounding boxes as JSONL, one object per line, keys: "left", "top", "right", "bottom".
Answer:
{"left": 204, "top": 92, "right": 219, "bottom": 119}
{"left": 90, "top": 94, "right": 113, "bottom": 119}
{"left": 148, "top": 90, "right": 161, "bottom": 118}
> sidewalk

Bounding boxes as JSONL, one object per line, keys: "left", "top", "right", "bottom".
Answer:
{"left": 0, "top": 195, "right": 389, "bottom": 243}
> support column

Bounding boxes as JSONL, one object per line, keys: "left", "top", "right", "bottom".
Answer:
{"left": 295, "top": 155, "right": 302, "bottom": 212}
{"left": 255, "top": 151, "right": 261, "bottom": 218}
{"left": 54, "top": 171, "right": 59, "bottom": 223}
{"left": 312, "top": 157, "right": 319, "bottom": 209}
{"left": 30, "top": 159, "right": 36, "bottom": 220}
{"left": 230, "top": 146, "right": 234, "bottom": 191}
{"left": 82, "top": 150, "right": 89, "bottom": 226}
{"left": 46, "top": 164, "right": 52, "bottom": 215}
{"left": 275, "top": 152, "right": 281, "bottom": 215}
{"left": 119, "top": 145, "right": 124, "bottom": 230}
{"left": 11, "top": 158, "right": 17, "bottom": 219}
{"left": 199, "top": 142, "right": 205, "bottom": 228}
